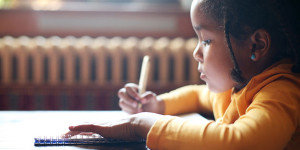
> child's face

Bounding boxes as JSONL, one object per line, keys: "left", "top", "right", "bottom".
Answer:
{"left": 191, "top": 0, "right": 236, "bottom": 93}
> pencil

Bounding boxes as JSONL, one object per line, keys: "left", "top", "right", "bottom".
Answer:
{"left": 137, "top": 55, "right": 151, "bottom": 109}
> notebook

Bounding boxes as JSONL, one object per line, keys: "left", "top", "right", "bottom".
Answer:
{"left": 34, "top": 134, "right": 145, "bottom": 146}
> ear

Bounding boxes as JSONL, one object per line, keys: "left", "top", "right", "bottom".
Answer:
{"left": 250, "top": 29, "right": 271, "bottom": 61}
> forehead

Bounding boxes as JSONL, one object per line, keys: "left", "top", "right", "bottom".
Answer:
{"left": 190, "top": 0, "right": 221, "bottom": 31}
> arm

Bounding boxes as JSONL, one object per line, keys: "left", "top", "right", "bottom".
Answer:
{"left": 159, "top": 84, "right": 214, "bottom": 115}
{"left": 147, "top": 104, "right": 296, "bottom": 150}
{"left": 147, "top": 83, "right": 298, "bottom": 150}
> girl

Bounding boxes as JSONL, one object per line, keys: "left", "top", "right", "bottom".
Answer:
{"left": 67, "top": 0, "right": 300, "bottom": 149}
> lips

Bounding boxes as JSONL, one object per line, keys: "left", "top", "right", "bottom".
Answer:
{"left": 198, "top": 64, "right": 206, "bottom": 80}
{"left": 200, "top": 73, "right": 207, "bottom": 80}
{"left": 198, "top": 69, "right": 207, "bottom": 80}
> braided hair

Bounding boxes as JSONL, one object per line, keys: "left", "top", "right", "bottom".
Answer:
{"left": 199, "top": 0, "right": 300, "bottom": 83}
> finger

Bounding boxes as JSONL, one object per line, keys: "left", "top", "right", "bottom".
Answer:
{"left": 79, "top": 132, "right": 96, "bottom": 136}
{"left": 119, "top": 99, "right": 142, "bottom": 114}
{"left": 69, "top": 124, "right": 100, "bottom": 133}
{"left": 119, "top": 88, "right": 138, "bottom": 102}
{"left": 118, "top": 91, "right": 139, "bottom": 108}
{"left": 62, "top": 131, "right": 82, "bottom": 138}
{"left": 124, "top": 83, "right": 139, "bottom": 90}
{"left": 117, "top": 88, "right": 127, "bottom": 99}
{"left": 140, "top": 91, "right": 157, "bottom": 104}
{"left": 71, "top": 124, "right": 117, "bottom": 139}
{"left": 118, "top": 88, "right": 140, "bottom": 107}
{"left": 125, "top": 85, "right": 141, "bottom": 101}
{"left": 118, "top": 85, "right": 138, "bottom": 99}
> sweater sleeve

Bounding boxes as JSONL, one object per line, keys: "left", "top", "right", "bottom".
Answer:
{"left": 147, "top": 81, "right": 298, "bottom": 150}
{"left": 157, "top": 85, "right": 213, "bottom": 115}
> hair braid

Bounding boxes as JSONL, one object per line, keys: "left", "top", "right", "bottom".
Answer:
{"left": 223, "top": 3, "right": 246, "bottom": 84}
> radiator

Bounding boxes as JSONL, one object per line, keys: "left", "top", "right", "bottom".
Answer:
{"left": 0, "top": 36, "right": 200, "bottom": 110}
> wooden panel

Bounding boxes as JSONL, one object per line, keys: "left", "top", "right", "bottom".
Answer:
{"left": 0, "top": 6, "right": 195, "bottom": 38}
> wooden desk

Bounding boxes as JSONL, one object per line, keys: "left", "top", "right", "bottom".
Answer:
{"left": 0, "top": 111, "right": 207, "bottom": 150}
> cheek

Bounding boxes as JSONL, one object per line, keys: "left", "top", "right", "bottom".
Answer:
{"left": 205, "top": 59, "right": 231, "bottom": 80}
{"left": 203, "top": 46, "right": 232, "bottom": 76}
{"left": 203, "top": 46, "right": 235, "bottom": 91}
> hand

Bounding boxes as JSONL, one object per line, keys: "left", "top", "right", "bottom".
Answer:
{"left": 63, "top": 112, "right": 162, "bottom": 141}
{"left": 118, "top": 83, "right": 165, "bottom": 114}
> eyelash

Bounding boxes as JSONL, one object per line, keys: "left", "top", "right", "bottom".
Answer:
{"left": 201, "top": 40, "right": 211, "bottom": 46}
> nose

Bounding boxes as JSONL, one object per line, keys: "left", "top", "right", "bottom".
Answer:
{"left": 193, "top": 42, "right": 203, "bottom": 63}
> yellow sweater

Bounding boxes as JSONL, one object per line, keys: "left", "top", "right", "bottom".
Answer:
{"left": 147, "top": 61, "right": 300, "bottom": 150}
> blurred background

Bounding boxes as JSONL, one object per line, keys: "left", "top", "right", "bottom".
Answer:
{"left": 0, "top": 0, "right": 201, "bottom": 111}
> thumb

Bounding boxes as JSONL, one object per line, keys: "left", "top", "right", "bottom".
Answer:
{"left": 140, "top": 92, "right": 157, "bottom": 104}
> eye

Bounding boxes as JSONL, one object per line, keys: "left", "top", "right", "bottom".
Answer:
{"left": 201, "top": 40, "right": 211, "bottom": 46}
